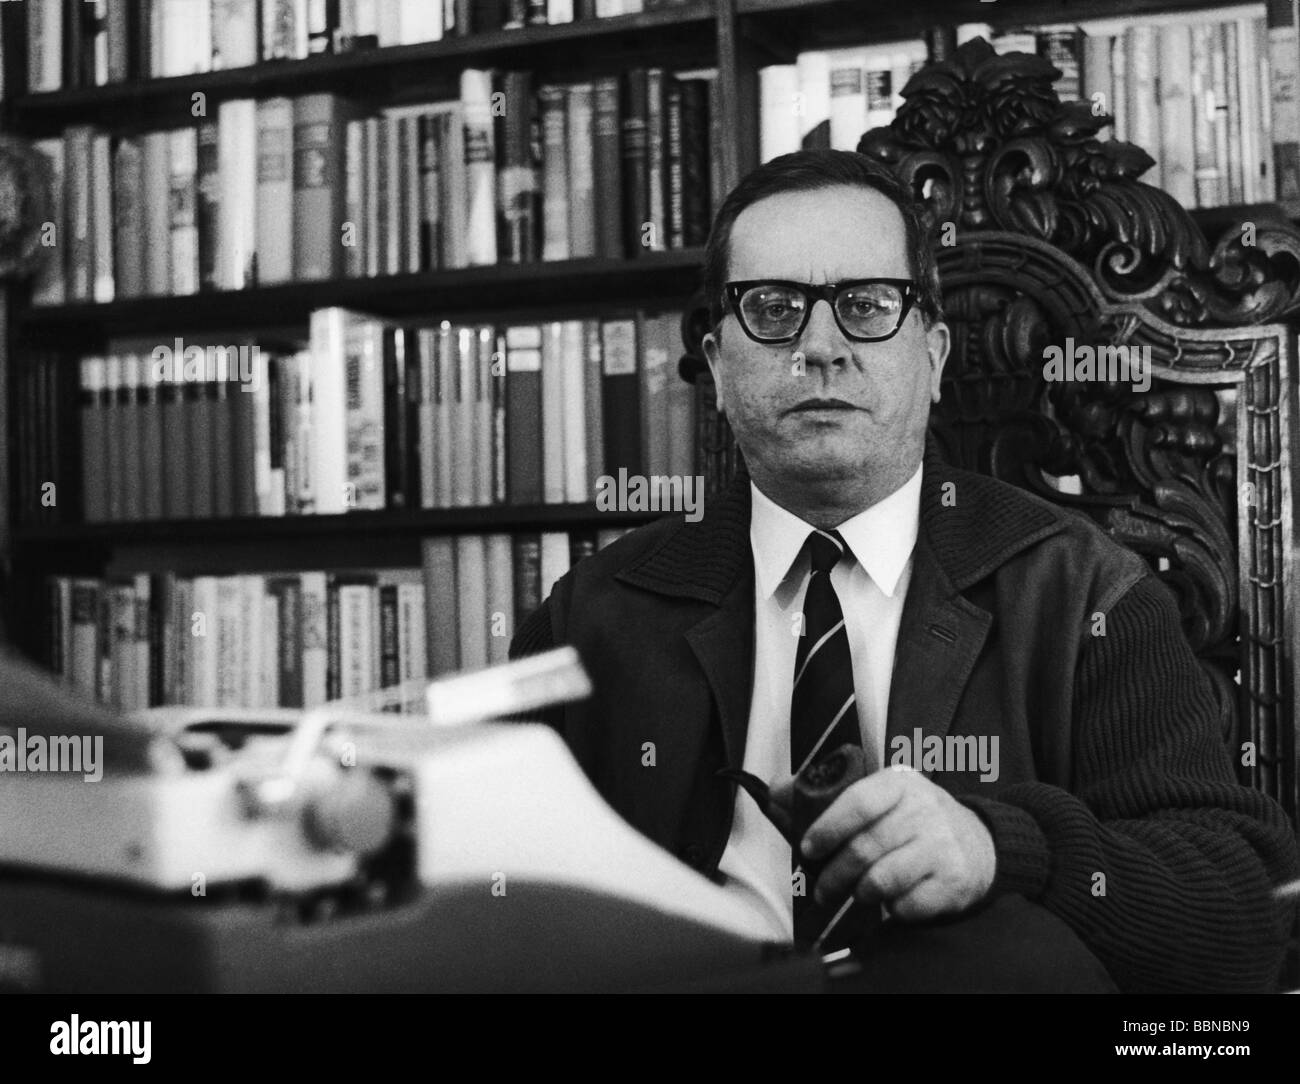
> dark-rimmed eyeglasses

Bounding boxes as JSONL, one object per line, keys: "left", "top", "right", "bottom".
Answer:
{"left": 724, "top": 279, "right": 919, "bottom": 344}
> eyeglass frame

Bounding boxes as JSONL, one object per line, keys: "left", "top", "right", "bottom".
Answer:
{"left": 723, "top": 278, "right": 921, "bottom": 345}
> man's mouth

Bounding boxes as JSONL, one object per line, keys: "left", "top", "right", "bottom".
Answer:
{"left": 787, "top": 398, "right": 861, "bottom": 413}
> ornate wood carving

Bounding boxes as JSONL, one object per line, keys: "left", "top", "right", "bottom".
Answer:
{"left": 680, "top": 38, "right": 1299, "bottom": 819}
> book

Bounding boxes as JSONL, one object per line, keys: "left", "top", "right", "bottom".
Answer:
{"left": 498, "top": 70, "right": 540, "bottom": 264}
{"left": 256, "top": 98, "right": 295, "bottom": 285}
{"left": 462, "top": 69, "right": 498, "bottom": 266}
{"left": 422, "top": 536, "right": 460, "bottom": 676}
{"left": 455, "top": 534, "right": 489, "bottom": 670}
{"left": 505, "top": 324, "right": 544, "bottom": 505}
{"left": 168, "top": 127, "right": 200, "bottom": 296}
{"left": 293, "top": 93, "right": 356, "bottom": 281}
{"left": 541, "top": 321, "right": 567, "bottom": 504}
{"left": 212, "top": 0, "right": 259, "bottom": 69}
{"left": 112, "top": 136, "right": 144, "bottom": 298}
{"left": 593, "top": 76, "right": 623, "bottom": 258}
{"left": 218, "top": 99, "right": 258, "bottom": 290}
{"left": 540, "top": 84, "right": 569, "bottom": 261}
{"left": 601, "top": 317, "right": 641, "bottom": 476}
{"left": 621, "top": 69, "right": 650, "bottom": 254}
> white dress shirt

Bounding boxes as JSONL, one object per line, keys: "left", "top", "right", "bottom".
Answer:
{"left": 715, "top": 465, "right": 923, "bottom": 941}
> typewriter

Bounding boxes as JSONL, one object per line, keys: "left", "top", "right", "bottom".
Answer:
{"left": 0, "top": 649, "right": 816, "bottom": 993}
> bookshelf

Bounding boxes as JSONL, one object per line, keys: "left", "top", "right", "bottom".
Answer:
{"left": 1, "top": 0, "right": 1297, "bottom": 713}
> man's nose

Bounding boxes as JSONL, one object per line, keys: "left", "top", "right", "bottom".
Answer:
{"left": 795, "top": 298, "right": 852, "bottom": 371}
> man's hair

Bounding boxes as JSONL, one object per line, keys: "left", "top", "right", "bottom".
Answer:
{"left": 702, "top": 149, "right": 944, "bottom": 333}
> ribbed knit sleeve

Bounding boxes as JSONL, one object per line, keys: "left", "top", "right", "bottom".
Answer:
{"left": 959, "top": 574, "right": 1299, "bottom": 993}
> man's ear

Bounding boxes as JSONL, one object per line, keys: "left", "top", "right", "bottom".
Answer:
{"left": 702, "top": 328, "right": 726, "bottom": 415}
{"left": 924, "top": 320, "right": 950, "bottom": 404}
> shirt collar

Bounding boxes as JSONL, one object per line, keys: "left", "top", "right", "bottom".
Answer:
{"left": 750, "top": 463, "right": 923, "bottom": 601}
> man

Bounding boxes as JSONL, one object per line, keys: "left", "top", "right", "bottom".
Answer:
{"left": 510, "top": 150, "right": 1299, "bottom": 993}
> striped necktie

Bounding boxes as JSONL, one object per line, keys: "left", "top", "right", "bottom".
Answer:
{"left": 790, "top": 528, "right": 874, "bottom": 950}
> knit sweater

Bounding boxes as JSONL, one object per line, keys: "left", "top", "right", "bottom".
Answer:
{"left": 509, "top": 440, "right": 1300, "bottom": 992}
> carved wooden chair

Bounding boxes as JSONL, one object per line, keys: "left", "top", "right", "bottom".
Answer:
{"left": 681, "top": 35, "right": 1300, "bottom": 975}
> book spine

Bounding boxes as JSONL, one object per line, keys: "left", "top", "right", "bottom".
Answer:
{"left": 141, "top": 131, "right": 172, "bottom": 296}
{"left": 593, "top": 75, "right": 623, "bottom": 258}
{"left": 344, "top": 117, "right": 366, "bottom": 278}
{"left": 381, "top": 114, "right": 399, "bottom": 275}
{"left": 511, "top": 533, "right": 541, "bottom": 630}
{"left": 364, "top": 116, "right": 382, "bottom": 277}
{"left": 65, "top": 126, "right": 93, "bottom": 302}
{"left": 1268, "top": 0, "right": 1300, "bottom": 203}
{"left": 680, "top": 79, "right": 711, "bottom": 245}
{"left": 383, "top": 327, "right": 409, "bottom": 509}
{"left": 140, "top": 358, "right": 164, "bottom": 520}
{"left": 505, "top": 324, "right": 543, "bottom": 505}
{"left": 91, "top": 132, "right": 115, "bottom": 302}
{"left": 418, "top": 113, "right": 443, "bottom": 269}
{"left": 621, "top": 69, "right": 650, "bottom": 255}
{"left": 645, "top": 68, "right": 666, "bottom": 251}
{"left": 560, "top": 320, "right": 587, "bottom": 502}
{"left": 434, "top": 321, "right": 455, "bottom": 506}
{"left": 309, "top": 308, "right": 349, "bottom": 513}
{"left": 31, "top": 139, "right": 65, "bottom": 306}
{"left": 403, "top": 115, "right": 422, "bottom": 272}
{"left": 540, "top": 84, "right": 569, "bottom": 261}
{"left": 218, "top": 98, "right": 259, "bottom": 289}
{"left": 452, "top": 325, "right": 477, "bottom": 506}
{"left": 119, "top": 355, "right": 143, "bottom": 522}
{"left": 169, "top": 127, "right": 200, "bottom": 296}
{"left": 79, "top": 357, "right": 108, "bottom": 523}
{"left": 491, "top": 328, "right": 508, "bottom": 505}
{"left": 567, "top": 83, "right": 597, "bottom": 258}
{"left": 346, "top": 317, "right": 386, "bottom": 510}
{"left": 1237, "top": 16, "right": 1264, "bottom": 204}
{"left": 269, "top": 577, "right": 303, "bottom": 707}
{"left": 404, "top": 328, "right": 424, "bottom": 511}
{"left": 485, "top": 533, "right": 515, "bottom": 664}
{"left": 640, "top": 310, "right": 672, "bottom": 477}
{"left": 188, "top": 355, "right": 216, "bottom": 518}
{"left": 103, "top": 355, "right": 123, "bottom": 521}
{"left": 300, "top": 571, "right": 328, "bottom": 706}
{"left": 69, "top": 580, "right": 99, "bottom": 699}
{"left": 582, "top": 318, "right": 604, "bottom": 483}
{"left": 422, "top": 536, "right": 460, "bottom": 676}
{"left": 379, "top": 583, "right": 401, "bottom": 690}
{"left": 498, "top": 70, "right": 540, "bottom": 264}
{"left": 462, "top": 69, "right": 498, "bottom": 266}
{"left": 212, "top": 0, "right": 260, "bottom": 69}
{"left": 440, "top": 107, "right": 468, "bottom": 269}
{"left": 760, "top": 65, "right": 800, "bottom": 162}
{"left": 665, "top": 78, "right": 684, "bottom": 249}
{"left": 1222, "top": 22, "right": 1243, "bottom": 204}
{"left": 230, "top": 350, "right": 258, "bottom": 517}
{"left": 113, "top": 135, "right": 144, "bottom": 298}
{"left": 418, "top": 327, "right": 437, "bottom": 508}
{"left": 294, "top": 93, "right": 351, "bottom": 281}
{"left": 1191, "top": 24, "right": 1222, "bottom": 208}
{"left": 541, "top": 321, "right": 567, "bottom": 504}
{"left": 538, "top": 531, "right": 570, "bottom": 599}
{"left": 601, "top": 317, "right": 641, "bottom": 475}
{"left": 196, "top": 121, "right": 221, "bottom": 291}
{"left": 475, "top": 325, "right": 495, "bottom": 505}
{"left": 396, "top": 580, "right": 426, "bottom": 708}
{"left": 212, "top": 364, "right": 235, "bottom": 518}
{"left": 160, "top": 358, "right": 189, "bottom": 517}
{"left": 1158, "top": 25, "right": 1196, "bottom": 208}
{"left": 454, "top": 535, "right": 488, "bottom": 670}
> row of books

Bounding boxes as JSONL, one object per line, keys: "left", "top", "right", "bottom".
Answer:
{"left": 1076, "top": 10, "right": 1279, "bottom": 208}
{"left": 20, "top": 0, "right": 672, "bottom": 93}
{"left": 760, "top": 5, "right": 1291, "bottom": 211}
{"left": 40, "top": 530, "right": 631, "bottom": 709}
{"left": 30, "top": 66, "right": 715, "bottom": 304}
{"left": 14, "top": 306, "right": 693, "bottom": 526}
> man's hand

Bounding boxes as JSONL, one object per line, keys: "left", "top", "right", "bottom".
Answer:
{"left": 801, "top": 767, "right": 996, "bottom": 921}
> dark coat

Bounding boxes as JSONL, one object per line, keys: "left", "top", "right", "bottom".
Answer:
{"left": 509, "top": 439, "right": 1300, "bottom": 992}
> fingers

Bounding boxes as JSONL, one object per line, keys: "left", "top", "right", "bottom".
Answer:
{"left": 811, "top": 803, "right": 918, "bottom": 905}
{"left": 801, "top": 766, "right": 912, "bottom": 862}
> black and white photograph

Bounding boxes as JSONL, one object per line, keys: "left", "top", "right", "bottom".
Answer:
{"left": 0, "top": 0, "right": 1297, "bottom": 1059}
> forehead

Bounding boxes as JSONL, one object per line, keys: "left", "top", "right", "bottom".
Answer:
{"left": 728, "top": 185, "right": 911, "bottom": 281}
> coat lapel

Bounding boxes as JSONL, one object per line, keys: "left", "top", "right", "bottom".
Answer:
{"left": 883, "top": 532, "right": 991, "bottom": 750}
{"left": 684, "top": 562, "right": 756, "bottom": 770}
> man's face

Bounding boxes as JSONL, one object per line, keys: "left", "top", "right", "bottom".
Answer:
{"left": 702, "top": 185, "right": 948, "bottom": 496}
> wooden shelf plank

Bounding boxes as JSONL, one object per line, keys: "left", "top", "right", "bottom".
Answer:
{"left": 11, "top": 504, "right": 660, "bottom": 549}
{"left": 15, "top": 250, "right": 705, "bottom": 339}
